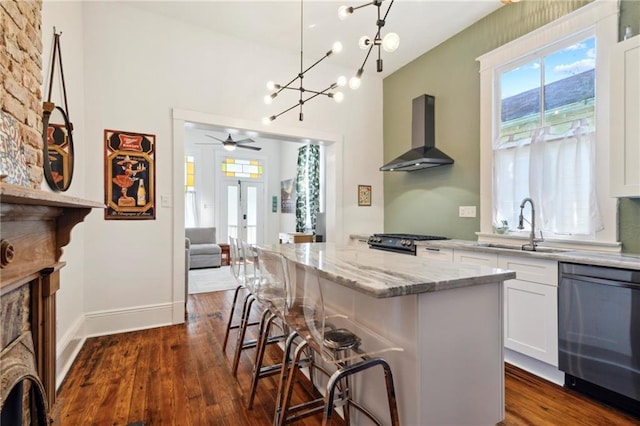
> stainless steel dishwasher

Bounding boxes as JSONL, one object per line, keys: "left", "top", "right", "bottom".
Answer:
{"left": 558, "top": 262, "right": 640, "bottom": 416}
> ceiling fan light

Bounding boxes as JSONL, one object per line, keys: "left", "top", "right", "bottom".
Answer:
{"left": 338, "top": 5, "right": 353, "bottom": 20}
{"left": 382, "top": 32, "right": 400, "bottom": 52}
{"left": 223, "top": 144, "right": 236, "bottom": 152}
{"left": 358, "top": 35, "right": 371, "bottom": 50}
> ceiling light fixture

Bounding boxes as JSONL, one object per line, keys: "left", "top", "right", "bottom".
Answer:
{"left": 339, "top": 0, "right": 398, "bottom": 90}
{"left": 262, "top": 0, "right": 345, "bottom": 124}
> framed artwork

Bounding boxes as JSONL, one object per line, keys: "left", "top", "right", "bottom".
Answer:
{"left": 358, "top": 185, "right": 372, "bottom": 206}
{"left": 281, "top": 178, "right": 296, "bottom": 214}
{"left": 104, "top": 129, "right": 156, "bottom": 220}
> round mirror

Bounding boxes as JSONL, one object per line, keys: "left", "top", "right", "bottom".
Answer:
{"left": 42, "top": 104, "right": 74, "bottom": 191}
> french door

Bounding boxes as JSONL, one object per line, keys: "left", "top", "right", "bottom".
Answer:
{"left": 222, "top": 179, "right": 264, "bottom": 245}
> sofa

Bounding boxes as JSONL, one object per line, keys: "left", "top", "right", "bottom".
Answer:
{"left": 185, "top": 227, "right": 222, "bottom": 269}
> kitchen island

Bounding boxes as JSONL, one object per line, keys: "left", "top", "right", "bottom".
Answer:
{"left": 262, "top": 243, "right": 516, "bottom": 425}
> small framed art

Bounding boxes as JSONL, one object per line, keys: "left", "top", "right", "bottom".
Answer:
{"left": 358, "top": 185, "right": 371, "bottom": 206}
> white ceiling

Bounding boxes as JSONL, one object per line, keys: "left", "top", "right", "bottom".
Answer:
{"left": 129, "top": 0, "right": 504, "bottom": 78}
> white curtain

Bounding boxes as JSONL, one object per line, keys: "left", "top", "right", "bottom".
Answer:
{"left": 185, "top": 191, "right": 198, "bottom": 228}
{"left": 493, "top": 120, "right": 602, "bottom": 236}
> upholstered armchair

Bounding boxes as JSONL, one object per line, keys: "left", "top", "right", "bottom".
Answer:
{"left": 185, "top": 227, "right": 222, "bottom": 269}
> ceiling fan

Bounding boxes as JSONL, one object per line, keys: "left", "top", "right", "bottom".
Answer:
{"left": 203, "top": 134, "right": 262, "bottom": 151}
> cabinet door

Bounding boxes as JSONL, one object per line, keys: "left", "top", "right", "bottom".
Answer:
{"left": 453, "top": 250, "right": 498, "bottom": 267}
{"left": 611, "top": 36, "right": 640, "bottom": 197}
{"left": 416, "top": 246, "right": 453, "bottom": 262}
{"left": 503, "top": 279, "right": 558, "bottom": 366}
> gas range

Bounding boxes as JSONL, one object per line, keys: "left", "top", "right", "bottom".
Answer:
{"left": 367, "top": 233, "right": 449, "bottom": 255}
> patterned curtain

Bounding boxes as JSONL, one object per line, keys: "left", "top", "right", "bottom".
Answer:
{"left": 295, "top": 144, "right": 320, "bottom": 233}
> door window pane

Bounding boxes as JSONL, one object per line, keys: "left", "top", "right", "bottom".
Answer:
{"left": 227, "top": 185, "right": 238, "bottom": 239}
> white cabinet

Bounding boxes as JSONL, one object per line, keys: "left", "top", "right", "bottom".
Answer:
{"left": 611, "top": 36, "right": 640, "bottom": 197}
{"left": 499, "top": 255, "right": 558, "bottom": 366}
{"left": 416, "top": 246, "right": 453, "bottom": 262}
{"left": 453, "top": 249, "right": 498, "bottom": 267}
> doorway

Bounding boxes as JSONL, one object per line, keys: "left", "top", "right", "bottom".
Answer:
{"left": 221, "top": 178, "right": 264, "bottom": 245}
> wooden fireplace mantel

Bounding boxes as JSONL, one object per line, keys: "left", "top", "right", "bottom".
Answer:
{"left": 0, "top": 182, "right": 104, "bottom": 409}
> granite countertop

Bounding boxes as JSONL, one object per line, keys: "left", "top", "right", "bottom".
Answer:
{"left": 260, "top": 242, "right": 515, "bottom": 298}
{"left": 416, "top": 239, "right": 640, "bottom": 271}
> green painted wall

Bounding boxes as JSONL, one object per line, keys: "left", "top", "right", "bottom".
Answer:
{"left": 383, "top": 0, "right": 640, "bottom": 253}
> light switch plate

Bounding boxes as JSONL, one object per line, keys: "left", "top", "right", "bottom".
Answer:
{"left": 161, "top": 195, "right": 172, "bottom": 208}
{"left": 459, "top": 206, "right": 476, "bottom": 218}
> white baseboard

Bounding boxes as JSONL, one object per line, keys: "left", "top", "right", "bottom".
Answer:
{"left": 56, "top": 315, "right": 86, "bottom": 390}
{"left": 84, "top": 302, "right": 177, "bottom": 338}
{"left": 505, "top": 348, "right": 564, "bottom": 386}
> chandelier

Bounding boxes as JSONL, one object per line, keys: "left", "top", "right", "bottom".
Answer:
{"left": 262, "top": 0, "right": 345, "bottom": 123}
{"left": 339, "top": 0, "right": 399, "bottom": 90}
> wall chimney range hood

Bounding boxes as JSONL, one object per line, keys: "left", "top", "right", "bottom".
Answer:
{"left": 380, "top": 94, "right": 454, "bottom": 171}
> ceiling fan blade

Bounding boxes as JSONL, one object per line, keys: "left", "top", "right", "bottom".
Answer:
{"left": 237, "top": 144, "right": 262, "bottom": 151}
{"left": 205, "top": 135, "right": 225, "bottom": 143}
{"left": 235, "top": 138, "right": 255, "bottom": 144}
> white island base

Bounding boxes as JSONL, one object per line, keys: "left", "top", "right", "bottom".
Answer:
{"left": 322, "top": 277, "right": 504, "bottom": 426}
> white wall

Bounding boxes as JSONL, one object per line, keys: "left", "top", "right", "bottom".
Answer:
{"left": 41, "top": 0, "right": 91, "bottom": 387}
{"left": 41, "top": 1, "right": 385, "bottom": 384}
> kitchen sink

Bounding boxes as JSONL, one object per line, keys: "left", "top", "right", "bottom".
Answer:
{"left": 474, "top": 243, "right": 570, "bottom": 253}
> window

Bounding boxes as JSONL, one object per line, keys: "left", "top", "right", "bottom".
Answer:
{"left": 185, "top": 155, "right": 197, "bottom": 227}
{"left": 494, "top": 33, "right": 599, "bottom": 236}
{"left": 478, "top": 0, "right": 618, "bottom": 245}
{"left": 221, "top": 158, "right": 263, "bottom": 178}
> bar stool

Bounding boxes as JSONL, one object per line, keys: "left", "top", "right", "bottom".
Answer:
{"left": 246, "top": 247, "right": 292, "bottom": 409}
{"left": 276, "top": 258, "right": 403, "bottom": 426}
{"left": 230, "top": 239, "right": 262, "bottom": 375}
{"left": 221, "top": 237, "right": 244, "bottom": 352}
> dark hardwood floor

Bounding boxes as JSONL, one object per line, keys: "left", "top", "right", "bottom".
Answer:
{"left": 55, "top": 290, "right": 640, "bottom": 425}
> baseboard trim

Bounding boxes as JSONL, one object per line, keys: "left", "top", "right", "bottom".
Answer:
{"left": 56, "top": 315, "right": 86, "bottom": 390}
{"left": 84, "top": 303, "right": 175, "bottom": 338}
{"left": 505, "top": 348, "right": 564, "bottom": 385}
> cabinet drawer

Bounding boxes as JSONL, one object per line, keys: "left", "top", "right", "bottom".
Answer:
{"left": 417, "top": 246, "right": 453, "bottom": 262}
{"left": 498, "top": 255, "right": 558, "bottom": 286}
{"left": 454, "top": 249, "right": 498, "bottom": 267}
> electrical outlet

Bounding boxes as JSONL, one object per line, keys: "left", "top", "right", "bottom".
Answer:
{"left": 459, "top": 206, "right": 476, "bottom": 218}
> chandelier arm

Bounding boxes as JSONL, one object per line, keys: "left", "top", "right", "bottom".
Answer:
{"left": 301, "top": 53, "right": 331, "bottom": 76}
{"left": 382, "top": 0, "right": 395, "bottom": 20}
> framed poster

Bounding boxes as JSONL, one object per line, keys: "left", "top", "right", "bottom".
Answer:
{"left": 358, "top": 185, "right": 372, "bottom": 206}
{"left": 104, "top": 129, "right": 156, "bottom": 220}
{"left": 281, "top": 178, "right": 296, "bottom": 214}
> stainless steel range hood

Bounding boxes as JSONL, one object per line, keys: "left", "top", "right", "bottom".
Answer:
{"left": 380, "top": 94, "right": 454, "bottom": 171}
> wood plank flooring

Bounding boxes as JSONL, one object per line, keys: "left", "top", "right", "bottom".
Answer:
{"left": 55, "top": 290, "right": 640, "bottom": 425}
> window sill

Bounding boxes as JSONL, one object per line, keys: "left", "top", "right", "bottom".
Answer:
{"left": 475, "top": 232, "right": 622, "bottom": 253}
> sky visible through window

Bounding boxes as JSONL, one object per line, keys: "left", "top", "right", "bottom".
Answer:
{"left": 501, "top": 37, "right": 595, "bottom": 98}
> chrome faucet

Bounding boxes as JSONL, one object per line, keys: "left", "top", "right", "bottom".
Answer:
{"left": 518, "top": 197, "right": 543, "bottom": 251}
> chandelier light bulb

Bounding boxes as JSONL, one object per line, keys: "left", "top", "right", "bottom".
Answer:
{"left": 338, "top": 5, "right": 353, "bottom": 20}
{"left": 382, "top": 32, "right": 400, "bottom": 52}
{"left": 337, "top": 75, "right": 347, "bottom": 87}
{"left": 266, "top": 80, "right": 275, "bottom": 91}
{"left": 358, "top": 35, "right": 371, "bottom": 50}
{"left": 349, "top": 76, "right": 361, "bottom": 90}
{"left": 332, "top": 41, "right": 343, "bottom": 54}
{"left": 264, "top": 94, "right": 273, "bottom": 105}
{"left": 333, "top": 91, "right": 344, "bottom": 103}
{"left": 262, "top": 116, "right": 272, "bottom": 125}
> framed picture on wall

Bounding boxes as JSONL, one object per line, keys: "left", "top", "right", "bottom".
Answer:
{"left": 104, "top": 129, "right": 156, "bottom": 220}
{"left": 358, "top": 185, "right": 372, "bottom": 206}
{"left": 281, "top": 178, "right": 296, "bottom": 213}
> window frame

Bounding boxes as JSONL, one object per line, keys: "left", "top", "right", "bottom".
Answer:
{"left": 477, "top": 0, "right": 619, "bottom": 249}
